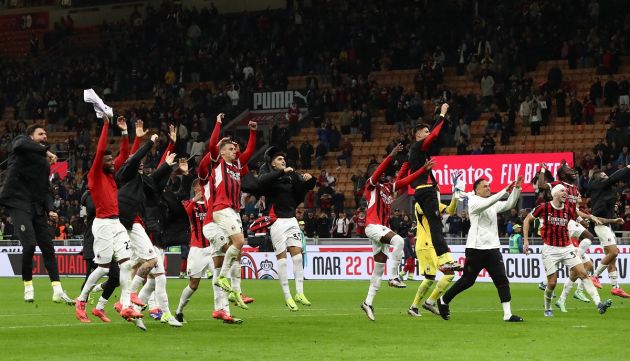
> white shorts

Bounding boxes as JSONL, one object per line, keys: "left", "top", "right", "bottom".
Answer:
{"left": 187, "top": 246, "right": 213, "bottom": 279}
{"left": 128, "top": 223, "right": 157, "bottom": 262}
{"left": 149, "top": 246, "right": 166, "bottom": 275}
{"left": 270, "top": 218, "right": 302, "bottom": 255}
{"left": 92, "top": 218, "right": 132, "bottom": 264}
{"left": 594, "top": 225, "right": 617, "bottom": 247}
{"left": 542, "top": 244, "right": 582, "bottom": 276}
{"left": 365, "top": 224, "right": 393, "bottom": 256}
{"left": 213, "top": 208, "right": 243, "bottom": 237}
{"left": 567, "top": 219, "right": 586, "bottom": 239}
{"left": 203, "top": 222, "right": 229, "bottom": 257}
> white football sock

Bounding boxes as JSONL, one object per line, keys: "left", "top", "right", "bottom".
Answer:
{"left": 501, "top": 302, "right": 512, "bottom": 320}
{"left": 389, "top": 235, "right": 404, "bottom": 278}
{"left": 148, "top": 292, "right": 157, "bottom": 310}
{"left": 118, "top": 260, "right": 133, "bottom": 307}
{"left": 292, "top": 254, "right": 304, "bottom": 294}
{"left": 130, "top": 275, "right": 146, "bottom": 293}
{"left": 138, "top": 278, "right": 155, "bottom": 303}
{"left": 52, "top": 282, "right": 63, "bottom": 294}
{"left": 544, "top": 288, "right": 553, "bottom": 311}
{"left": 366, "top": 262, "right": 385, "bottom": 306}
{"left": 582, "top": 277, "right": 601, "bottom": 305}
{"left": 559, "top": 279, "right": 574, "bottom": 303}
{"left": 212, "top": 268, "right": 223, "bottom": 311}
{"left": 230, "top": 262, "right": 242, "bottom": 294}
{"left": 609, "top": 271, "right": 619, "bottom": 288}
{"left": 154, "top": 274, "right": 171, "bottom": 314}
{"left": 96, "top": 296, "right": 108, "bottom": 311}
{"left": 575, "top": 278, "right": 584, "bottom": 293}
{"left": 219, "top": 245, "right": 240, "bottom": 277}
{"left": 177, "top": 285, "right": 196, "bottom": 314}
{"left": 278, "top": 258, "right": 292, "bottom": 299}
{"left": 594, "top": 263, "right": 608, "bottom": 277}
{"left": 79, "top": 266, "right": 109, "bottom": 302}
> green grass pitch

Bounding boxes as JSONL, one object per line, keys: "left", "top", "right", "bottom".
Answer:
{"left": 0, "top": 278, "right": 628, "bottom": 361}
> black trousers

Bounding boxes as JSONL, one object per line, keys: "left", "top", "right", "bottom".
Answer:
{"left": 443, "top": 248, "right": 511, "bottom": 304}
{"left": 81, "top": 259, "right": 120, "bottom": 300}
{"left": 413, "top": 187, "right": 449, "bottom": 256}
{"left": 8, "top": 205, "right": 60, "bottom": 282}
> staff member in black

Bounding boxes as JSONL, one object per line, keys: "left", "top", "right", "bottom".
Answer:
{"left": 408, "top": 103, "right": 461, "bottom": 272}
{"left": 256, "top": 146, "right": 316, "bottom": 311}
{"left": 0, "top": 124, "right": 73, "bottom": 304}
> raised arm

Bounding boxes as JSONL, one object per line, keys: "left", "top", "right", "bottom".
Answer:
{"left": 394, "top": 159, "right": 434, "bottom": 191}
{"left": 116, "top": 134, "right": 157, "bottom": 184}
{"left": 159, "top": 124, "right": 176, "bottom": 166}
{"left": 537, "top": 164, "right": 551, "bottom": 190}
{"left": 113, "top": 117, "right": 130, "bottom": 173}
{"left": 589, "top": 166, "right": 630, "bottom": 189}
{"left": 445, "top": 196, "right": 459, "bottom": 216}
{"left": 209, "top": 114, "right": 224, "bottom": 161}
{"left": 238, "top": 121, "right": 258, "bottom": 164}
{"left": 420, "top": 103, "right": 449, "bottom": 151}
{"left": 395, "top": 162, "right": 410, "bottom": 183}
{"left": 469, "top": 186, "right": 512, "bottom": 215}
{"left": 91, "top": 117, "right": 111, "bottom": 175}
{"left": 132, "top": 119, "right": 148, "bottom": 154}
{"left": 12, "top": 135, "right": 47, "bottom": 154}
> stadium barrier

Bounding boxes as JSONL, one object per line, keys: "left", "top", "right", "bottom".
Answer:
{"left": 0, "top": 244, "right": 628, "bottom": 283}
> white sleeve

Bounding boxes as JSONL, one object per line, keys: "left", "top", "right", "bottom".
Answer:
{"left": 496, "top": 188, "right": 521, "bottom": 213}
{"left": 468, "top": 190, "right": 508, "bottom": 215}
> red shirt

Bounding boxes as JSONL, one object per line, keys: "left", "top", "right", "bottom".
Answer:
{"left": 531, "top": 202, "right": 577, "bottom": 247}
{"left": 364, "top": 180, "right": 395, "bottom": 226}
{"left": 88, "top": 121, "right": 119, "bottom": 218}
{"left": 184, "top": 200, "right": 209, "bottom": 248}
{"left": 352, "top": 214, "right": 366, "bottom": 237}
{"left": 213, "top": 159, "right": 244, "bottom": 212}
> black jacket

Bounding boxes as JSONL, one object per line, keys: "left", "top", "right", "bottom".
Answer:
{"left": 257, "top": 165, "right": 316, "bottom": 218}
{"left": 116, "top": 139, "right": 173, "bottom": 230}
{"left": 80, "top": 190, "right": 96, "bottom": 260}
{"left": 0, "top": 135, "right": 53, "bottom": 212}
{"left": 588, "top": 167, "right": 630, "bottom": 219}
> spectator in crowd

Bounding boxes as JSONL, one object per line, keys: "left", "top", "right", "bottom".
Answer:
{"left": 316, "top": 212, "right": 331, "bottom": 238}
{"left": 336, "top": 137, "right": 353, "bottom": 170}
{"left": 455, "top": 118, "right": 470, "bottom": 155}
{"left": 331, "top": 210, "right": 351, "bottom": 238}
{"left": 315, "top": 141, "right": 327, "bottom": 169}
{"left": 300, "top": 140, "right": 314, "bottom": 169}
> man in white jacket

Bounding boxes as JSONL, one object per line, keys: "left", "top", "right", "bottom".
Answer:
{"left": 438, "top": 176, "right": 524, "bottom": 322}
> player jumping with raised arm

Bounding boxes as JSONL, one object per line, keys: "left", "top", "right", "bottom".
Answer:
{"left": 360, "top": 144, "right": 435, "bottom": 321}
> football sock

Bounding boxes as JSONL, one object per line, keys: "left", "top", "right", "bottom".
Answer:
{"left": 544, "top": 287, "right": 553, "bottom": 311}
{"left": 502, "top": 302, "right": 513, "bottom": 320}
{"left": 292, "top": 254, "right": 305, "bottom": 294}
{"left": 118, "top": 260, "right": 133, "bottom": 307}
{"left": 575, "top": 278, "right": 584, "bottom": 293}
{"left": 582, "top": 277, "right": 601, "bottom": 304}
{"left": 130, "top": 275, "right": 146, "bottom": 294}
{"left": 389, "top": 235, "right": 404, "bottom": 277}
{"left": 278, "top": 258, "right": 292, "bottom": 299}
{"left": 365, "top": 262, "right": 385, "bottom": 306}
{"left": 230, "top": 262, "right": 242, "bottom": 294}
{"left": 609, "top": 271, "right": 619, "bottom": 288}
{"left": 559, "top": 279, "right": 574, "bottom": 303}
{"left": 578, "top": 239, "right": 591, "bottom": 257}
{"left": 412, "top": 279, "right": 435, "bottom": 307}
{"left": 427, "top": 274, "right": 455, "bottom": 303}
{"left": 212, "top": 268, "right": 223, "bottom": 310}
{"left": 79, "top": 267, "right": 109, "bottom": 302}
{"left": 154, "top": 274, "right": 171, "bottom": 315}
{"left": 96, "top": 296, "right": 108, "bottom": 311}
{"left": 51, "top": 281, "right": 63, "bottom": 294}
{"left": 138, "top": 278, "right": 155, "bottom": 303}
{"left": 594, "top": 263, "right": 608, "bottom": 277}
{"left": 219, "top": 245, "right": 240, "bottom": 277}
{"left": 177, "top": 285, "right": 196, "bottom": 314}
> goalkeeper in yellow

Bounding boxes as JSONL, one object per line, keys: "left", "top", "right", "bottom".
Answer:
{"left": 408, "top": 171, "right": 464, "bottom": 317}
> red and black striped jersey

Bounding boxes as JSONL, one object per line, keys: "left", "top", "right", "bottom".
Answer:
{"left": 201, "top": 178, "right": 215, "bottom": 226}
{"left": 183, "top": 200, "right": 209, "bottom": 248}
{"left": 212, "top": 159, "right": 244, "bottom": 212}
{"left": 364, "top": 180, "right": 396, "bottom": 226}
{"left": 531, "top": 202, "right": 577, "bottom": 247}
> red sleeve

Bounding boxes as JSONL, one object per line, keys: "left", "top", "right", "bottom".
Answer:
{"left": 395, "top": 162, "right": 410, "bottom": 184}
{"left": 209, "top": 120, "right": 222, "bottom": 161}
{"left": 240, "top": 164, "right": 249, "bottom": 176}
{"left": 394, "top": 164, "right": 428, "bottom": 191}
{"left": 421, "top": 117, "right": 445, "bottom": 151}
{"left": 198, "top": 152, "right": 212, "bottom": 180}
{"left": 183, "top": 200, "right": 195, "bottom": 219}
{"left": 113, "top": 134, "right": 129, "bottom": 173}
{"left": 159, "top": 142, "right": 175, "bottom": 166}
{"left": 130, "top": 136, "right": 140, "bottom": 154}
{"left": 92, "top": 120, "right": 110, "bottom": 174}
{"left": 368, "top": 155, "right": 392, "bottom": 186}
{"left": 238, "top": 129, "right": 257, "bottom": 165}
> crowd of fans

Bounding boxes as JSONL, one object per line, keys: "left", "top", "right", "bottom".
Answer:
{"left": 1, "top": 0, "right": 630, "bottom": 241}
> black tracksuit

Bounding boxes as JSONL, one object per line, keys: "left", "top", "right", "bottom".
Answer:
{"left": 0, "top": 135, "right": 60, "bottom": 282}
{"left": 257, "top": 166, "right": 316, "bottom": 218}
{"left": 588, "top": 167, "right": 630, "bottom": 219}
